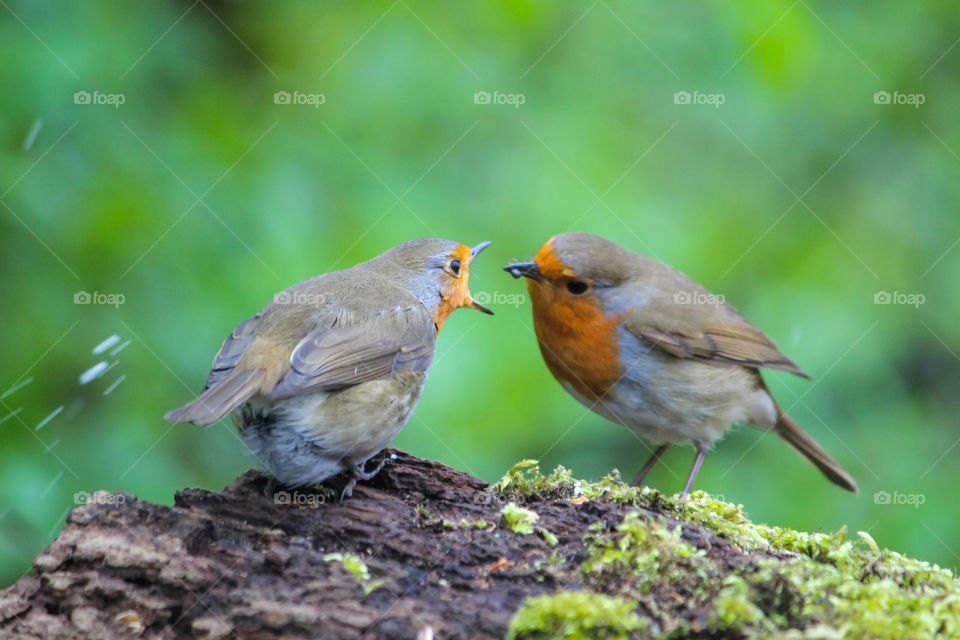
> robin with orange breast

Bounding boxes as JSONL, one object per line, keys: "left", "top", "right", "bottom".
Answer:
{"left": 505, "top": 232, "right": 857, "bottom": 498}
{"left": 166, "top": 238, "right": 493, "bottom": 499}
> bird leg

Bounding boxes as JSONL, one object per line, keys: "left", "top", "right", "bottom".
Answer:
{"left": 681, "top": 446, "right": 708, "bottom": 499}
{"left": 339, "top": 454, "right": 395, "bottom": 501}
{"left": 632, "top": 443, "right": 669, "bottom": 486}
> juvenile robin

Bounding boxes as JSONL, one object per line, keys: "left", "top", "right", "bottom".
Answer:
{"left": 166, "top": 238, "right": 493, "bottom": 498}
{"left": 505, "top": 232, "right": 857, "bottom": 497}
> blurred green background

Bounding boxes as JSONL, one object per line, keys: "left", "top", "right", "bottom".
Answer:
{"left": 2, "top": 0, "right": 958, "bottom": 587}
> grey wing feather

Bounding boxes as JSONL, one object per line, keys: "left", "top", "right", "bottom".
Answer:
{"left": 205, "top": 313, "right": 261, "bottom": 389}
{"left": 269, "top": 307, "right": 436, "bottom": 400}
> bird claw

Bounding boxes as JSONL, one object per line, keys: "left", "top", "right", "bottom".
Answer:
{"left": 339, "top": 454, "right": 396, "bottom": 501}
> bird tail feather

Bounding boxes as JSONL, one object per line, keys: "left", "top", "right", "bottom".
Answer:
{"left": 164, "top": 368, "right": 265, "bottom": 427}
{"left": 772, "top": 402, "right": 858, "bottom": 493}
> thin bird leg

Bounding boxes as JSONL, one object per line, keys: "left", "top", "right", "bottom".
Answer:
{"left": 632, "top": 443, "right": 669, "bottom": 486}
{"left": 681, "top": 446, "right": 708, "bottom": 499}
{"left": 353, "top": 455, "right": 393, "bottom": 480}
{"left": 339, "top": 455, "right": 395, "bottom": 501}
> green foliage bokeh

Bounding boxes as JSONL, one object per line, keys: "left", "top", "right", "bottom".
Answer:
{"left": 1, "top": 1, "right": 958, "bottom": 586}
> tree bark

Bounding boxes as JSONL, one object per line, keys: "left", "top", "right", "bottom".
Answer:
{"left": 0, "top": 449, "right": 941, "bottom": 639}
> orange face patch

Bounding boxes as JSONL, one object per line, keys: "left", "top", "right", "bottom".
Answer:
{"left": 433, "top": 244, "right": 475, "bottom": 331}
{"left": 526, "top": 240, "right": 623, "bottom": 402}
{"left": 533, "top": 238, "right": 577, "bottom": 280}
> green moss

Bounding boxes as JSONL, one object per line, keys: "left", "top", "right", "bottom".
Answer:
{"left": 678, "top": 491, "right": 960, "bottom": 637}
{"left": 708, "top": 576, "right": 765, "bottom": 630}
{"left": 506, "top": 591, "right": 649, "bottom": 640}
{"left": 322, "top": 553, "right": 383, "bottom": 594}
{"left": 493, "top": 460, "right": 575, "bottom": 498}
{"left": 538, "top": 527, "right": 559, "bottom": 547}
{"left": 582, "top": 512, "right": 732, "bottom": 636}
{"left": 501, "top": 502, "right": 539, "bottom": 534}
{"left": 492, "top": 459, "right": 653, "bottom": 505}
{"left": 501, "top": 461, "right": 960, "bottom": 640}
{"left": 440, "top": 517, "right": 492, "bottom": 529}
{"left": 583, "top": 512, "right": 708, "bottom": 595}
{"left": 415, "top": 504, "right": 432, "bottom": 521}
{"left": 460, "top": 517, "right": 490, "bottom": 529}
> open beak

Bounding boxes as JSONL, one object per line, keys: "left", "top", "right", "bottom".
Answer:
{"left": 503, "top": 261, "right": 544, "bottom": 282}
{"left": 467, "top": 241, "right": 494, "bottom": 315}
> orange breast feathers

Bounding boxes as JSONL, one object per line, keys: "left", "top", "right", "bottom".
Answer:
{"left": 526, "top": 277, "right": 624, "bottom": 403}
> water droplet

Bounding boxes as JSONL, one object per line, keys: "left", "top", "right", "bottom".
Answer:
{"left": 93, "top": 335, "right": 121, "bottom": 355}
{"left": 1, "top": 378, "right": 33, "bottom": 399}
{"left": 103, "top": 375, "right": 127, "bottom": 396}
{"left": 0, "top": 408, "right": 23, "bottom": 425}
{"left": 23, "top": 118, "right": 43, "bottom": 152}
{"left": 109, "top": 339, "right": 132, "bottom": 356}
{"left": 35, "top": 406, "right": 64, "bottom": 431}
{"left": 79, "top": 361, "right": 109, "bottom": 385}
{"left": 40, "top": 472, "right": 64, "bottom": 499}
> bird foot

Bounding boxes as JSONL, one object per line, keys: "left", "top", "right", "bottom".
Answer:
{"left": 339, "top": 454, "right": 397, "bottom": 501}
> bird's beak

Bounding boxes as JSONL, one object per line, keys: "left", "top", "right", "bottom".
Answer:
{"left": 503, "top": 261, "right": 544, "bottom": 282}
{"left": 467, "top": 241, "right": 494, "bottom": 315}
{"left": 471, "top": 241, "right": 492, "bottom": 258}
{"left": 468, "top": 297, "right": 494, "bottom": 315}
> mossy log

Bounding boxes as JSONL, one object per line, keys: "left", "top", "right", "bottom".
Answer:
{"left": 0, "top": 450, "right": 957, "bottom": 639}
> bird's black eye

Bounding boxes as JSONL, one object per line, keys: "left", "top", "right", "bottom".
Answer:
{"left": 449, "top": 259, "right": 461, "bottom": 275}
{"left": 566, "top": 280, "right": 589, "bottom": 295}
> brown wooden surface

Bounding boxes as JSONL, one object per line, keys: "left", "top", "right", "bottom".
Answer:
{"left": 0, "top": 449, "right": 770, "bottom": 639}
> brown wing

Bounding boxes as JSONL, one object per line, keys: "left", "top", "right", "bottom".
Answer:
{"left": 268, "top": 306, "right": 437, "bottom": 400}
{"left": 624, "top": 294, "right": 810, "bottom": 379}
{"left": 204, "top": 312, "right": 262, "bottom": 389}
